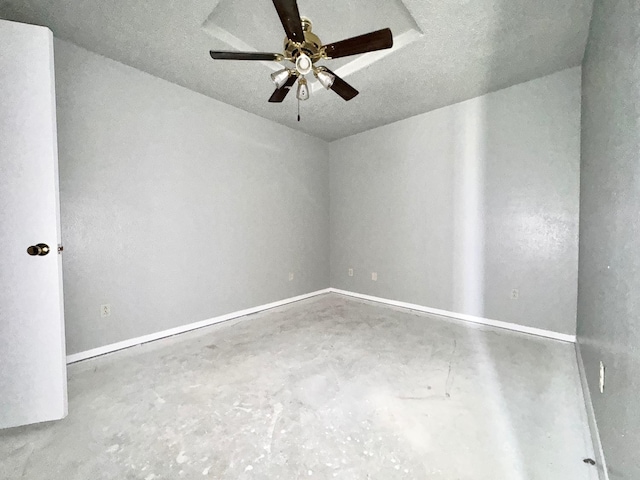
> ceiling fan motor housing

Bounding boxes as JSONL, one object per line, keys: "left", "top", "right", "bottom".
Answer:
{"left": 284, "top": 17, "right": 322, "bottom": 62}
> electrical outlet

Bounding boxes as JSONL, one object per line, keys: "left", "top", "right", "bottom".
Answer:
{"left": 289, "top": 272, "right": 294, "bottom": 281}
{"left": 100, "top": 304, "right": 111, "bottom": 318}
{"left": 372, "top": 272, "right": 378, "bottom": 281}
{"left": 599, "top": 361, "right": 605, "bottom": 393}
{"left": 348, "top": 268, "right": 354, "bottom": 277}
{"left": 511, "top": 289, "right": 519, "bottom": 300}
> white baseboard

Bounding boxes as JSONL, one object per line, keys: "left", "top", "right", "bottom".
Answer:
{"left": 576, "top": 343, "right": 610, "bottom": 480}
{"left": 66, "top": 288, "right": 331, "bottom": 364}
{"left": 329, "top": 288, "right": 576, "bottom": 343}
{"left": 67, "top": 287, "right": 575, "bottom": 364}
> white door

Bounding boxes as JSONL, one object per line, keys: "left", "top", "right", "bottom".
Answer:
{"left": 0, "top": 19, "right": 67, "bottom": 429}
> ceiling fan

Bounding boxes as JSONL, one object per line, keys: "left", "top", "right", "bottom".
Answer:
{"left": 209, "top": 0, "right": 393, "bottom": 107}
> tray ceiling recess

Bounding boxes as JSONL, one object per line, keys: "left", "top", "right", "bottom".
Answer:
{"left": 203, "top": 0, "right": 423, "bottom": 113}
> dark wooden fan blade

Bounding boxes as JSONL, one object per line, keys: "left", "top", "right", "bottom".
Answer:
{"left": 268, "top": 75, "right": 298, "bottom": 103}
{"left": 323, "top": 68, "right": 359, "bottom": 101}
{"left": 210, "top": 51, "right": 281, "bottom": 61}
{"left": 272, "top": 0, "right": 305, "bottom": 43}
{"left": 323, "top": 28, "right": 393, "bottom": 59}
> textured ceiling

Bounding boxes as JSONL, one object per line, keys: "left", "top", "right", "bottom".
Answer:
{"left": 0, "top": 0, "right": 593, "bottom": 141}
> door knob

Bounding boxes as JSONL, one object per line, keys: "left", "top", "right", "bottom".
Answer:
{"left": 27, "top": 244, "right": 50, "bottom": 256}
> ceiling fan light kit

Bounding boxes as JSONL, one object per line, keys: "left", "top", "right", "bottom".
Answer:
{"left": 209, "top": 0, "right": 393, "bottom": 115}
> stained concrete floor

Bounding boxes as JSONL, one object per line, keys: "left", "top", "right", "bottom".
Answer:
{"left": 1, "top": 293, "right": 597, "bottom": 480}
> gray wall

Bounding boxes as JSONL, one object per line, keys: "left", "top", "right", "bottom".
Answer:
{"left": 55, "top": 40, "right": 330, "bottom": 355}
{"left": 330, "top": 68, "right": 581, "bottom": 335}
{"left": 577, "top": 0, "right": 640, "bottom": 478}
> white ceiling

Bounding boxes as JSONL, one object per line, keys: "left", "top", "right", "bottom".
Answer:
{"left": 0, "top": 0, "right": 593, "bottom": 141}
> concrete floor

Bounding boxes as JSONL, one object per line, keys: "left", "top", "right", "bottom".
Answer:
{"left": 1, "top": 293, "right": 597, "bottom": 479}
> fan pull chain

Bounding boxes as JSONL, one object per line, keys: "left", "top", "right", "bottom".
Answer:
{"left": 297, "top": 98, "right": 301, "bottom": 122}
